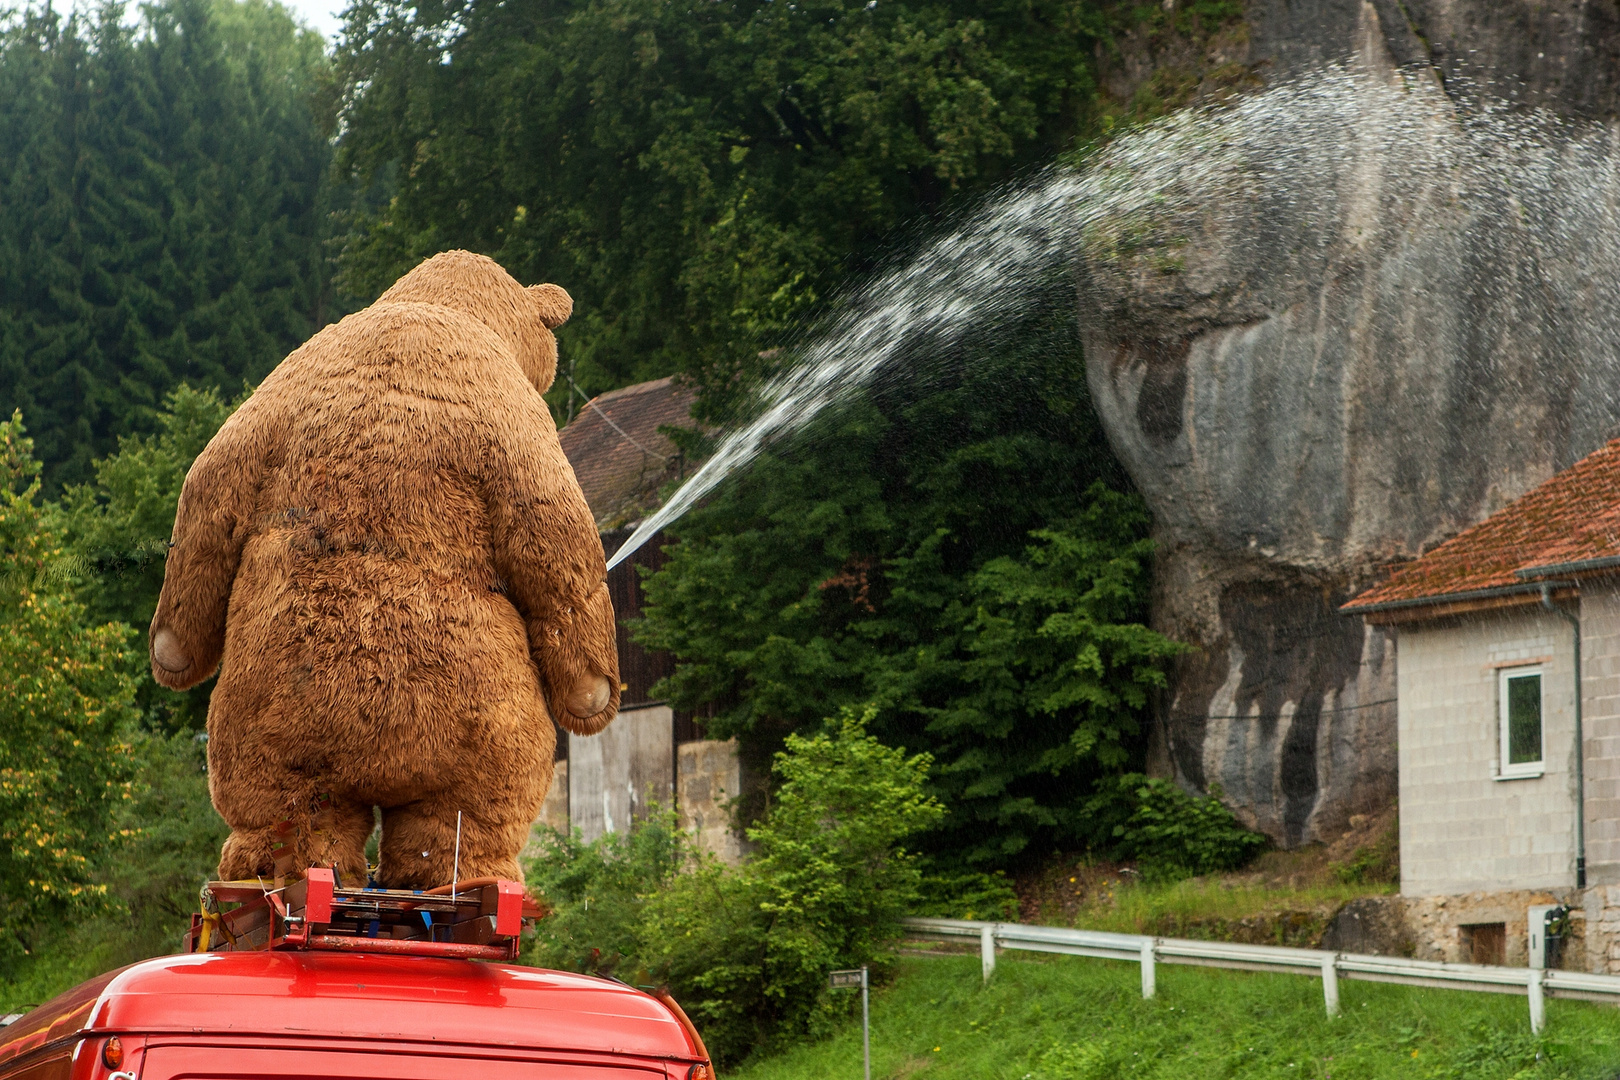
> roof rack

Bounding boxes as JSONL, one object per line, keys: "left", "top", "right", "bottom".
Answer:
{"left": 185, "top": 869, "right": 549, "bottom": 962}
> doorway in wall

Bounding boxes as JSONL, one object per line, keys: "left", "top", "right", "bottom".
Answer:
{"left": 1461, "top": 922, "right": 1506, "bottom": 966}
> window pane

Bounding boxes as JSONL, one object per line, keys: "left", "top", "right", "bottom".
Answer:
{"left": 1507, "top": 674, "right": 1542, "bottom": 765}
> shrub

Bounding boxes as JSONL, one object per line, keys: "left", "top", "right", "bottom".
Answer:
{"left": 525, "top": 807, "right": 689, "bottom": 977}
{"left": 523, "top": 708, "right": 942, "bottom": 1066}
{"left": 746, "top": 708, "right": 944, "bottom": 968}
{"left": 1089, "top": 774, "right": 1267, "bottom": 877}
{"left": 912, "top": 870, "right": 1020, "bottom": 921}
{"left": 0, "top": 413, "right": 142, "bottom": 972}
{"left": 94, "top": 728, "right": 230, "bottom": 961}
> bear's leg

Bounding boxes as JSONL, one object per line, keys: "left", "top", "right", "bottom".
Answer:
{"left": 376, "top": 800, "right": 532, "bottom": 889}
{"left": 210, "top": 736, "right": 302, "bottom": 880}
{"left": 215, "top": 798, "right": 372, "bottom": 884}
{"left": 309, "top": 798, "right": 376, "bottom": 886}
{"left": 210, "top": 739, "right": 373, "bottom": 884}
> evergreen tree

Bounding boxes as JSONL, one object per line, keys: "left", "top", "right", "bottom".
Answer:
{"left": 634, "top": 321, "right": 1181, "bottom": 864}
{"left": 0, "top": 0, "right": 333, "bottom": 490}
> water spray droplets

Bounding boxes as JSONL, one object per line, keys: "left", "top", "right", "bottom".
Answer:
{"left": 607, "top": 66, "right": 1620, "bottom": 570}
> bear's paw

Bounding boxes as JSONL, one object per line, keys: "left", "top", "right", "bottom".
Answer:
{"left": 152, "top": 627, "right": 190, "bottom": 674}
{"left": 566, "top": 674, "right": 612, "bottom": 719}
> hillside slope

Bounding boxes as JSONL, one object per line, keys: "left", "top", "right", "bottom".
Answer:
{"left": 733, "top": 953, "right": 1620, "bottom": 1080}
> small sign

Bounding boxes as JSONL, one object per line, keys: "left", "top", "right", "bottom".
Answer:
{"left": 829, "top": 968, "right": 865, "bottom": 989}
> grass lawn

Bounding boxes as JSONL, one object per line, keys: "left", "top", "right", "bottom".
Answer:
{"left": 730, "top": 953, "right": 1620, "bottom": 1080}
{"left": 1066, "top": 873, "right": 1387, "bottom": 940}
{"left": 1019, "top": 824, "right": 1400, "bottom": 948}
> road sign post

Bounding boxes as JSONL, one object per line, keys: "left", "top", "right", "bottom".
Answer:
{"left": 829, "top": 967, "right": 870, "bottom": 1080}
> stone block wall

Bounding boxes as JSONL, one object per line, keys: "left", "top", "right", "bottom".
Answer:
{"left": 677, "top": 738, "right": 748, "bottom": 865}
{"left": 1397, "top": 608, "right": 1579, "bottom": 895}
{"left": 1577, "top": 588, "right": 1620, "bottom": 884}
{"left": 1582, "top": 886, "right": 1620, "bottom": 974}
{"left": 1403, "top": 890, "right": 1580, "bottom": 967}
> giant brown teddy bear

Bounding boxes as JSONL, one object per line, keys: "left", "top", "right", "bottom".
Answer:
{"left": 149, "top": 251, "right": 620, "bottom": 888}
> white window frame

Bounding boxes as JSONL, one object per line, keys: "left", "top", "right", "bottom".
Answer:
{"left": 1497, "top": 665, "right": 1545, "bottom": 780}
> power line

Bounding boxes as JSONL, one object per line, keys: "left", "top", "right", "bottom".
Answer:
{"left": 564, "top": 371, "right": 670, "bottom": 462}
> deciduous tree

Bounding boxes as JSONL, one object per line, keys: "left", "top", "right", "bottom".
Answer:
{"left": 0, "top": 414, "right": 140, "bottom": 969}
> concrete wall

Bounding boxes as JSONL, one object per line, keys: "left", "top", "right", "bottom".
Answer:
{"left": 567, "top": 704, "right": 675, "bottom": 843}
{"left": 1398, "top": 607, "right": 1581, "bottom": 895}
{"left": 528, "top": 719, "right": 748, "bottom": 863}
{"left": 678, "top": 738, "right": 746, "bottom": 865}
{"left": 537, "top": 760, "right": 569, "bottom": 833}
{"left": 1578, "top": 587, "right": 1620, "bottom": 885}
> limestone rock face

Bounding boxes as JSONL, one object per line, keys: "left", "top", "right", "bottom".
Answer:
{"left": 1082, "top": 0, "right": 1620, "bottom": 844}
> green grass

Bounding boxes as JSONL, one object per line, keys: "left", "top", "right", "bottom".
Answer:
{"left": 731, "top": 953, "right": 1620, "bottom": 1080}
{"left": 1070, "top": 877, "right": 1390, "bottom": 939}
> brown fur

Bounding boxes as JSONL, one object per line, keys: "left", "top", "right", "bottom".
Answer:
{"left": 149, "top": 251, "right": 619, "bottom": 888}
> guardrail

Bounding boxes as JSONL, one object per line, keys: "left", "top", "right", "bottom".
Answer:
{"left": 902, "top": 917, "right": 1620, "bottom": 1033}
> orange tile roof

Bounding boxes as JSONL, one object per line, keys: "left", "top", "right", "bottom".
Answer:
{"left": 558, "top": 376, "right": 701, "bottom": 530}
{"left": 1342, "top": 438, "right": 1620, "bottom": 614}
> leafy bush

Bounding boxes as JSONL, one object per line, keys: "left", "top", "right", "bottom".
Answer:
{"left": 525, "top": 807, "right": 689, "bottom": 977}
{"left": 95, "top": 728, "right": 230, "bottom": 961}
{"left": 912, "top": 870, "right": 1020, "bottom": 922}
{"left": 524, "top": 709, "right": 941, "bottom": 1066}
{"left": 0, "top": 413, "right": 142, "bottom": 972}
{"left": 1089, "top": 774, "right": 1267, "bottom": 877}
{"left": 744, "top": 708, "right": 944, "bottom": 968}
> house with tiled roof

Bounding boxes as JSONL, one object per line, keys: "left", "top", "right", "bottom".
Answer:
{"left": 1343, "top": 439, "right": 1620, "bottom": 971}
{"left": 530, "top": 376, "right": 744, "bottom": 863}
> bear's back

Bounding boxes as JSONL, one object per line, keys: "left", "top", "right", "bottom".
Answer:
{"left": 224, "top": 300, "right": 552, "bottom": 644}
{"left": 252, "top": 298, "right": 541, "bottom": 561}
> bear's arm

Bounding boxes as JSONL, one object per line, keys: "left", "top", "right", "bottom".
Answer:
{"left": 148, "top": 406, "right": 267, "bottom": 690}
{"left": 482, "top": 424, "right": 621, "bottom": 736}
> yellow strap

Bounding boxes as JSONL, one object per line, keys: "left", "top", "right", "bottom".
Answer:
{"left": 194, "top": 911, "right": 242, "bottom": 952}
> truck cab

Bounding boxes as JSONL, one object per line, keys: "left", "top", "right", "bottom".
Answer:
{"left": 0, "top": 950, "right": 712, "bottom": 1080}
{"left": 0, "top": 872, "right": 711, "bottom": 1080}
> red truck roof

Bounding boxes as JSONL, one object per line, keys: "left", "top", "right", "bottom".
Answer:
{"left": 1, "top": 951, "right": 705, "bottom": 1079}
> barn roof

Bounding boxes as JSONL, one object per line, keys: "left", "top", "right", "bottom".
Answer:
{"left": 558, "top": 377, "right": 699, "bottom": 531}
{"left": 1342, "top": 438, "right": 1620, "bottom": 619}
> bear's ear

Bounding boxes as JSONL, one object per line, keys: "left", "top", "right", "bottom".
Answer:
{"left": 529, "top": 283, "right": 573, "bottom": 329}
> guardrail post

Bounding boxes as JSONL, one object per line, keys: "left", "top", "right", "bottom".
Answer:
{"left": 980, "top": 924, "right": 996, "bottom": 984}
{"left": 1140, "top": 939, "right": 1157, "bottom": 1000}
{"left": 1528, "top": 969, "right": 1545, "bottom": 1034}
{"left": 1322, "top": 955, "right": 1340, "bottom": 1017}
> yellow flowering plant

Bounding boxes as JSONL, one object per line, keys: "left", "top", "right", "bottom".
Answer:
{"left": 0, "top": 412, "right": 140, "bottom": 972}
